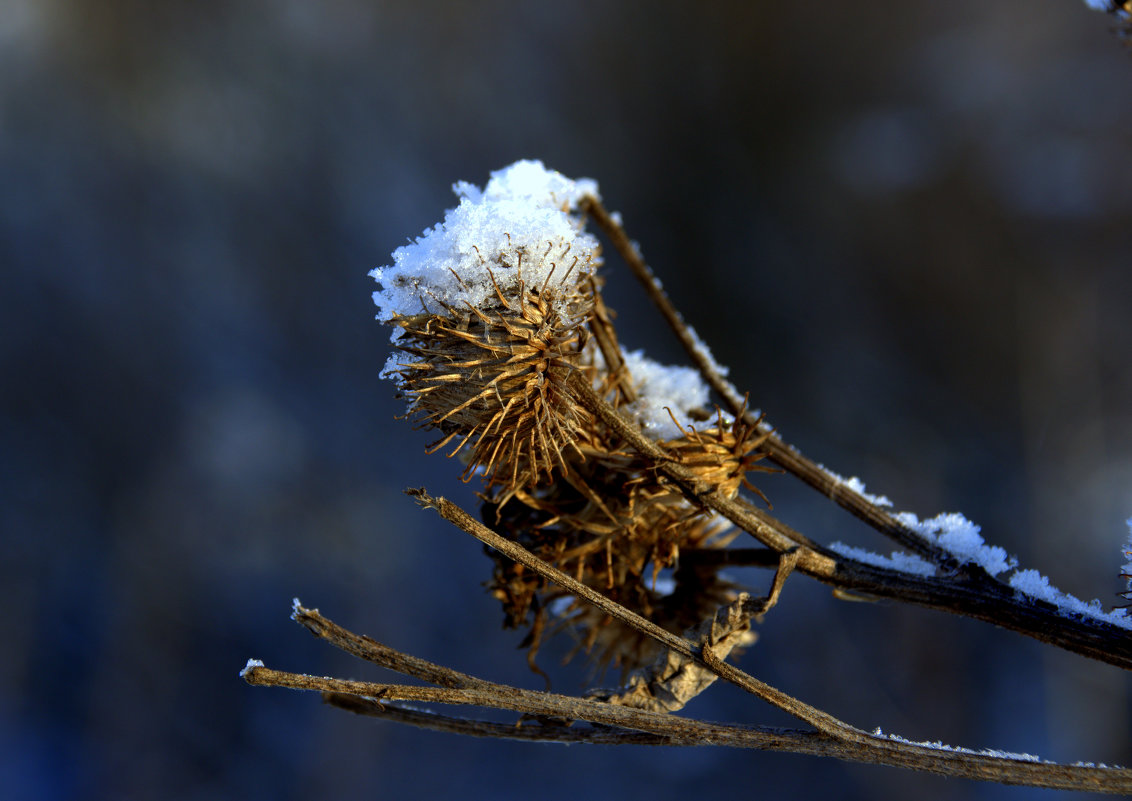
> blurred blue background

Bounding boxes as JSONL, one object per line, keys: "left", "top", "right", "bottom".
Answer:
{"left": 3, "top": 1, "right": 1132, "bottom": 799}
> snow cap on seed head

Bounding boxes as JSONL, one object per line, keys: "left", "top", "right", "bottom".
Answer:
{"left": 370, "top": 160, "right": 601, "bottom": 333}
{"left": 370, "top": 162, "right": 604, "bottom": 494}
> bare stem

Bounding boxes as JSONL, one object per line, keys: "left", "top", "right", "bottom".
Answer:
{"left": 579, "top": 193, "right": 951, "bottom": 563}
{"left": 289, "top": 598, "right": 490, "bottom": 690}
{"left": 579, "top": 194, "right": 1132, "bottom": 671}
{"left": 243, "top": 186, "right": 1132, "bottom": 794}
{"left": 405, "top": 487, "right": 860, "bottom": 740}
{"left": 566, "top": 370, "right": 834, "bottom": 568}
{"left": 322, "top": 692, "right": 699, "bottom": 746}
{"left": 243, "top": 605, "right": 1132, "bottom": 793}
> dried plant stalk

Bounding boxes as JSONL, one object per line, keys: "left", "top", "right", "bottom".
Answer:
{"left": 243, "top": 596, "right": 1132, "bottom": 793}
{"left": 589, "top": 547, "right": 796, "bottom": 714}
{"left": 577, "top": 194, "right": 1132, "bottom": 671}
{"left": 593, "top": 595, "right": 757, "bottom": 714}
{"left": 245, "top": 163, "right": 1132, "bottom": 793}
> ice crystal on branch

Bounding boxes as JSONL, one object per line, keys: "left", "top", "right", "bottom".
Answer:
{"left": 894, "top": 511, "right": 1015, "bottom": 577}
{"left": 1121, "top": 517, "right": 1132, "bottom": 603}
{"left": 828, "top": 542, "right": 936, "bottom": 577}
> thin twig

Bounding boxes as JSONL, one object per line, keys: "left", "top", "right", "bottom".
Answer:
{"left": 245, "top": 662, "right": 845, "bottom": 753}
{"left": 578, "top": 195, "right": 1132, "bottom": 671}
{"left": 322, "top": 693, "right": 693, "bottom": 745}
{"left": 586, "top": 277, "right": 637, "bottom": 404}
{"left": 578, "top": 194, "right": 950, "bottom": 564}
{"left": 243, "top": 608, "right": 1132, "bottom": 792}
{"left": 290, "top": 598, "right": 491, "bottom": 690}
{"left": 406, "top": 487, "right": 865, "bottom": 741}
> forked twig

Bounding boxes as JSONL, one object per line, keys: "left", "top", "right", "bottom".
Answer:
{"left": 578, "top": 194, "right": 1132, "bottom": 671}
{"left": 595, "top": 554, "right": 794, "bottom": 714}
{"left": 406, "top": 487, "right": 858, "bottom": 739}
{"left": 243, "top": 595, "right": 1132, "bottom": 792}
{"left": 578, "top": 194, "right": 950, "bottom": 562}
{"left": 245, "top": 167, "right": 1132, "bottom": 793}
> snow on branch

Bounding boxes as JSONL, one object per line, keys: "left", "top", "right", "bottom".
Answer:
{"left": 836, "top": 494, "right": 1132, "bottom": 629}
{"left": 244, "top": 161, "right": 1132, "bottom": 794}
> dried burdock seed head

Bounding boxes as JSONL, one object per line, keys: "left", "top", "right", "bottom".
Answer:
{"left": 550, "top": 517, "right": 744, "bottom": 673}
{"left": 374, "top": 162, "right": 776, "bottom": 675}
{"left": 390, "top": 274, "right": 596, "bottom": 493}
{"left": 371, "top": 161, "right": 603, "bottom": 494}
{"left": 662, "top": 404, "right": 775, "bottom": 505}
{"left": 484, "top": 442, "right": 747, "bottom": 672}
{"left": 471, "top": 335, "right": 774, "bottom": 673}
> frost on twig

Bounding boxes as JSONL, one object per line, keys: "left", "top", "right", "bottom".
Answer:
{"left": 239, "top": 658, "right": 265, "bottom": 678}
{"left": 839, "top": 507, "right": 1132, "bottom": 631}
{"left": 1009, "top": 568, "right": 1132, "bottom": 631}
{"left": 828, "top": 542, "right": 937, "bottom": 577}
{"left": 821, "top": 469, "right": 893, "bottom": 509}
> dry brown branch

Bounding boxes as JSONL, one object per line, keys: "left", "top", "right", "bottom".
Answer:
{"left": 406, "top": 488, "right": 860, "bottom": 739}
{"left": 578, "top": 194, "right": 1132, "bottom": 671}
{"left": 245, "top": 164, "right": 1132, "bottom": 794}
{"left": 243, "top": 599, "right": 1132, "bottom": 793}
{"left": 577, "top": 194, "right": 960, "bottom": 563}
{"left": 592, "top": 592, "right": 759, "bottom": 713}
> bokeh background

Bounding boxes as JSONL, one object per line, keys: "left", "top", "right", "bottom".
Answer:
{"left": 4, "top": 1, "right": 1132, "bottom": 799}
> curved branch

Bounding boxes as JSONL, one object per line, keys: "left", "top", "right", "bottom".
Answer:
{"left": 243, "top": 606, "right": 1132, "bottom": 793}
{"left": 578, "top": 194, "right": 957, "bottom": 561}
{"left": 578, "top": 196, "right": 1132, "bottom": 671}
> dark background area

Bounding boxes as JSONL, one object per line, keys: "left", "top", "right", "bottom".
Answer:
{"left": 4, "top": 1, "right": 1132, "bottom": 799}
